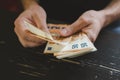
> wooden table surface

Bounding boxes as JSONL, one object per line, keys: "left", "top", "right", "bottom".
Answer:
{"left": 0, "top": 10, "right": 120, "bottom": 80}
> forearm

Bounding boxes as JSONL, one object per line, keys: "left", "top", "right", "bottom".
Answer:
{"left": 100, "top": 0, "right": 120, "bottom": 27}
{"left": 21, "top": 0, "right": 39, "bottom": 9}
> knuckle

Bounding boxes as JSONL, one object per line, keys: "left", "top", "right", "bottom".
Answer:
{"left": 14, "top": 27, "right": 18, "bottom": 35}
{"left": 21, "top": 41, "right": 31, "bottom": 48}
{"left": 66, "top": 28, "right": 73, "bottom": 35}
{"left": 18, "top": 38, "right": 28, "bottom": 48}
{"left": 89, "top": 10, "right": 95, "bottom": 12}
{"left": 86, "top": 10, "right": 97, "bottom": 15}
{"left": 80, "top": 17, "right": 88, "bottom": 23}
{"left": 23, "top": 43, "right": 30, "bottom": 48}
{"left": 22, "top": 44, "right": 28, "bottom": 48}
{"left": 79, "top": 17, "right": 90, "bottom": 24}
{"left": 14, "top": 18, "right": 19, "bottom": 25}
{"left": 14, "top": 17, "right": 24, "bottom": 26}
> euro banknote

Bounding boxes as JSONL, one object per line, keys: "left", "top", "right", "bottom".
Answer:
{"left": 24, "top": 21, "right": 97, "bottom": 59}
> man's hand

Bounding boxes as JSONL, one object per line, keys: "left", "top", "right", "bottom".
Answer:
{"left": 14, "top": 3, "right": 48, "bottom": 47}
{"left": 60, "top": 10, "right": 106, "bottom": 42}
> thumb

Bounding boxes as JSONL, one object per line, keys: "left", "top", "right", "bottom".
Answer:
{"left": 60, "top": 18, "right": 89, "bottom": 37}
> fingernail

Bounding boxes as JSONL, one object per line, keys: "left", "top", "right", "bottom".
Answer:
{"left": 61, "top": 29, "right": 67, "bottom": 35}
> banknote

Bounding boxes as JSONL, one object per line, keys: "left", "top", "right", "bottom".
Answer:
{"left": 24, "top": 21, "right": 53, "bottom": 41}
{"left": 55, "top": 48, "right": 93, "bottom": 59}
{"left": 44, "top": 33, "right": 97, "bottom": 59}
{"left": 24, "top": 21, "right": 97, "bottom": 59}
{"left": 44, "top": 33, "right": 96, "bottom": 53}
{"left": 24, "top": 21, "right": 69, "bottom": 45}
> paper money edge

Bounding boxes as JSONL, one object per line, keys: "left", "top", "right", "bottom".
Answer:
{"left": 56, "top": 48, "right": 93, "bottom": 59}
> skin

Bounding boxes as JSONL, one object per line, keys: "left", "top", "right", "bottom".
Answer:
{"left": 14, "top": 0, "right": 120, "bottom": 47}
{"left": 14, "top": 0, "right": 48, "bottom": 47}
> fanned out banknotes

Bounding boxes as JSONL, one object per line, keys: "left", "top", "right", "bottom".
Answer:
{"left": 24, "top": 21, "right": 97, "bottom": 59}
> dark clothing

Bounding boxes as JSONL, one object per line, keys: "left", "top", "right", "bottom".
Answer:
{"left": 39, "top": 0, "right": 111, "bottom": 23}
{"left": 0, "top": 0, "right": 22, "bottom": 12}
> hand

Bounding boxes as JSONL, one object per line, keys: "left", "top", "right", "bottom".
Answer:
{"left": 60, "top": 10, "right": 106, "bottom": 42}
{"left": 14, "top": 4, "right": 48, "bottom": 47}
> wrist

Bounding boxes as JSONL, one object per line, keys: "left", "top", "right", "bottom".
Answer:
{"left": 98, "top": 9, "right": 117, "bottom": 28}
{"left": 22, "top": 0, "right": 39, "bottom": 10}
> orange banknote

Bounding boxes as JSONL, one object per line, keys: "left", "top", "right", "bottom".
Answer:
{"left": 24, "top": 21, "right": 97, "bottom": 59}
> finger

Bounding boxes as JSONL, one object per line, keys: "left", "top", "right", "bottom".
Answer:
{"left": 14, "top": 18, "right": 29, "bottom": 42}
{"left": 60, "top": 17, "right": 90, "bottom": 37}
{"left": 24, "top": 31, "right": 46, "bottom": 44}
{"left": 14, "top": 28, "right": 43, "bottom": 47}
{"left": 14, "top": 19, "right": 46, "bottom": 47}
{"left": 19, "top": 37, "right": 44, "bottom": 47}
{"left": 82, "top": 24, "right": 100, "bottom": 42}
{"left": 17, "top": 31, "right": 46, "bottom": 47}
{"left": 32, "top": 12, "right": 49, "bottom": 33}
{"left": 14, "top": 18, "right": 28, "bottom": 32}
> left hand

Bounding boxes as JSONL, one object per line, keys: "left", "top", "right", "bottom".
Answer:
{"left": 14, "top": 4, "right": 48, "bottom": 47}
{"left": 60, "top": 10, "right": 106, "bottom": 42}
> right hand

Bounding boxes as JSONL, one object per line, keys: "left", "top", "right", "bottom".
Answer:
{"left": 60, "top": 10, "right": 106, "bottom": 42}
{"left": 14, "top": 4, "right": 48, "bottom": 47}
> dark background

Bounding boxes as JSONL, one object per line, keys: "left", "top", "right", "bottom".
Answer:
{"left": 40, "top": 0, "right": 111, "bottom": 23}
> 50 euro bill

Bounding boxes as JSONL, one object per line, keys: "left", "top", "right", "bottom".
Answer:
{"left": 44, "top": 33, "right": 97, "bottom": 59}
{"left": 24, "top": 21, "right": 70, "bottom": 45}
{"left": 24, "top": 21, "right": 97, "bottom": 59}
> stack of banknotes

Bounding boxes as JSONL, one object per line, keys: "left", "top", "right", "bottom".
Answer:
{"left": 24, "top": 21, "right": 97, "bottom": 59}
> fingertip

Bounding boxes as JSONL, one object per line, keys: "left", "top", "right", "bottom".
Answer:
{"left": 85, "top": 32, "right": 96, "bottom": 43}
{"left": 60, "top": 29, "right": 69, "bottom": 37}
